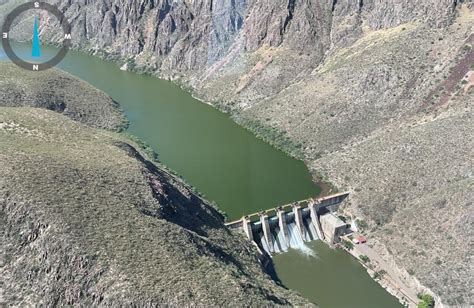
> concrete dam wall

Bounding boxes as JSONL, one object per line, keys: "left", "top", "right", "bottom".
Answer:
{"left": 226, "top": 192, "right": 350, "bottom": 255}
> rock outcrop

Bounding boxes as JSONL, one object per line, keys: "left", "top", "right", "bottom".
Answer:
{"left": 36, "top": 0, "right": 461, "bottom": 94}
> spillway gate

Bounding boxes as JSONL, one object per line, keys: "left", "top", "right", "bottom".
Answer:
{"left": 225, "top": 192, "right": 349, "bottom": 255}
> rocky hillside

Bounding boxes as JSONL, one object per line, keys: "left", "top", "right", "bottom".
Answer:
{"left": 1, "top": 0, "right": 472, "bottom": 305}
{"left": 0, "top": 67, "right": 310, "bottom": 306}
{"left": 0, "top": 63, "right": 126, "bottom": 131}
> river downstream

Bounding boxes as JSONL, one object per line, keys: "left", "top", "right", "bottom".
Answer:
{"left": 1, "top": 43, "right": 401, "bottom": 307}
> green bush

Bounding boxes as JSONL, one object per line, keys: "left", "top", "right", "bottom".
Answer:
{"left": 341, "top": 239, "right": 354, "bottom": 250}
{"left": 356, "top": 219, "right": 368, "bottom": 231}
{"left": 123, "top": 133, "right": 160, "bottom": 162}
{"left": 359, "top": 255, "right": 370, "bottom": 263}
{"left": 126, "top": 58, "right": 137, "bottom": 71}
{"left": 417, "top": 293, "right": 434, "bottom": 308}
{"left": 373, "top": 270, "right": 386, "bottom": 280}
{"left": 338, "top": 215, "right": 347, "bottom": 223}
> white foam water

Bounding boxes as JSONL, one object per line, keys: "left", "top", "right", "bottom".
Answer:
{"left": 294, "top": 242, "right": 318, "bottom": 258}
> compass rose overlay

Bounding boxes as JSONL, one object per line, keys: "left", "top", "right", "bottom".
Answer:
{"left": 1, "top": 2, "right": 72, "bottom": 71}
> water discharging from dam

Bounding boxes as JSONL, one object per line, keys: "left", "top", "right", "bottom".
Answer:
{"left": 226, "top": 193, "right": 348, "bottom": 255}
{"left": 258, "top": 216, "right": 317, "bottom": 254}
{"left": 257, "top": 216, "right": 315, "bottom": 254}
{"left": 1, "top": 43, "right": 401, "bottom": 307}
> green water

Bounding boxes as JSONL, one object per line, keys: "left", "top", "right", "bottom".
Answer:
{"left": 2, "top": 43, "right": 320, "bottom": 219}
{"left": 273, "top": 242, "right": 401, "bottom": 308}
{"left": 0, "top": 43, "right": 401, "bottom": 307}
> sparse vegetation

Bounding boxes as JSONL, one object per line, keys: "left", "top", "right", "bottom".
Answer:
{"left": 359, "top": 255, "right": 371, "bottom": 263}
{"left": 125, "top": 58, "right": 137, "bottom": 71}
{"left": 233, "top": 114, "right": 305, "bottom": 160}
{"left": 123, "top": 132, "right": 160, "bottom": 162}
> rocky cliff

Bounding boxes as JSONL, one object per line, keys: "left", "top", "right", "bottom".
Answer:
{"left": 1, "top": 0, "right": 472, "bottom": 305}
{"left": 41, "top": 0, "right": 462, "bottom": 97}
{"left": 0, "top": 66, "right": 310, "bottom": 306}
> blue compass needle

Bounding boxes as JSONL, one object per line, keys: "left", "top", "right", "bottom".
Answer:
{"left": 32, "top": 15, "right": 41, "bottom": 57}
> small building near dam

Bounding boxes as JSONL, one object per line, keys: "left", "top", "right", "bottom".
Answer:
{"left": 320, "top": 213, "right": 348, "bottom": 244}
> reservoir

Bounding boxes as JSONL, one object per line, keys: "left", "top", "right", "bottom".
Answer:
{"left": 1, "top": 43, "right": 401, "bottom": 307}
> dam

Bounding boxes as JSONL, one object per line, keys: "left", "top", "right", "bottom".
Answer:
{"left": 226, "top": 192, "right": 350, "bottom": 255}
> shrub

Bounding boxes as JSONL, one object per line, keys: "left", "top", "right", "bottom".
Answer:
{"left": 373, "top": 270, "right": 386, "bottom": 280}
{"left": 359, "top": 255, "right": 370, "bottom": 263}
{"left": 124, "top": 133, "right": 160, "bottom": 162}
{"left": 125, "top": 58, "right": 137, "bottom": 71}
{"left": 417, "top": 293, "right": 434, "bottom": 308}
{"left": 341, "top": 239, "right": 354, "bottom": 250}
{"left": 356, "top": 219, "right": 368, "bottom": 231}
{"left": 232, "top": 115, "right": 305, "bottom": 159}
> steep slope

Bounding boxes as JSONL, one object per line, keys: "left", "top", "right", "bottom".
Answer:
{"left": 0, "top": 63, "right": 126, "bottom": 131}
{"left": 2, "top": 0, "right": 472, "bottom": 305}
{"left": 0, "top": 67, "right": 310, "bottom": 306}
